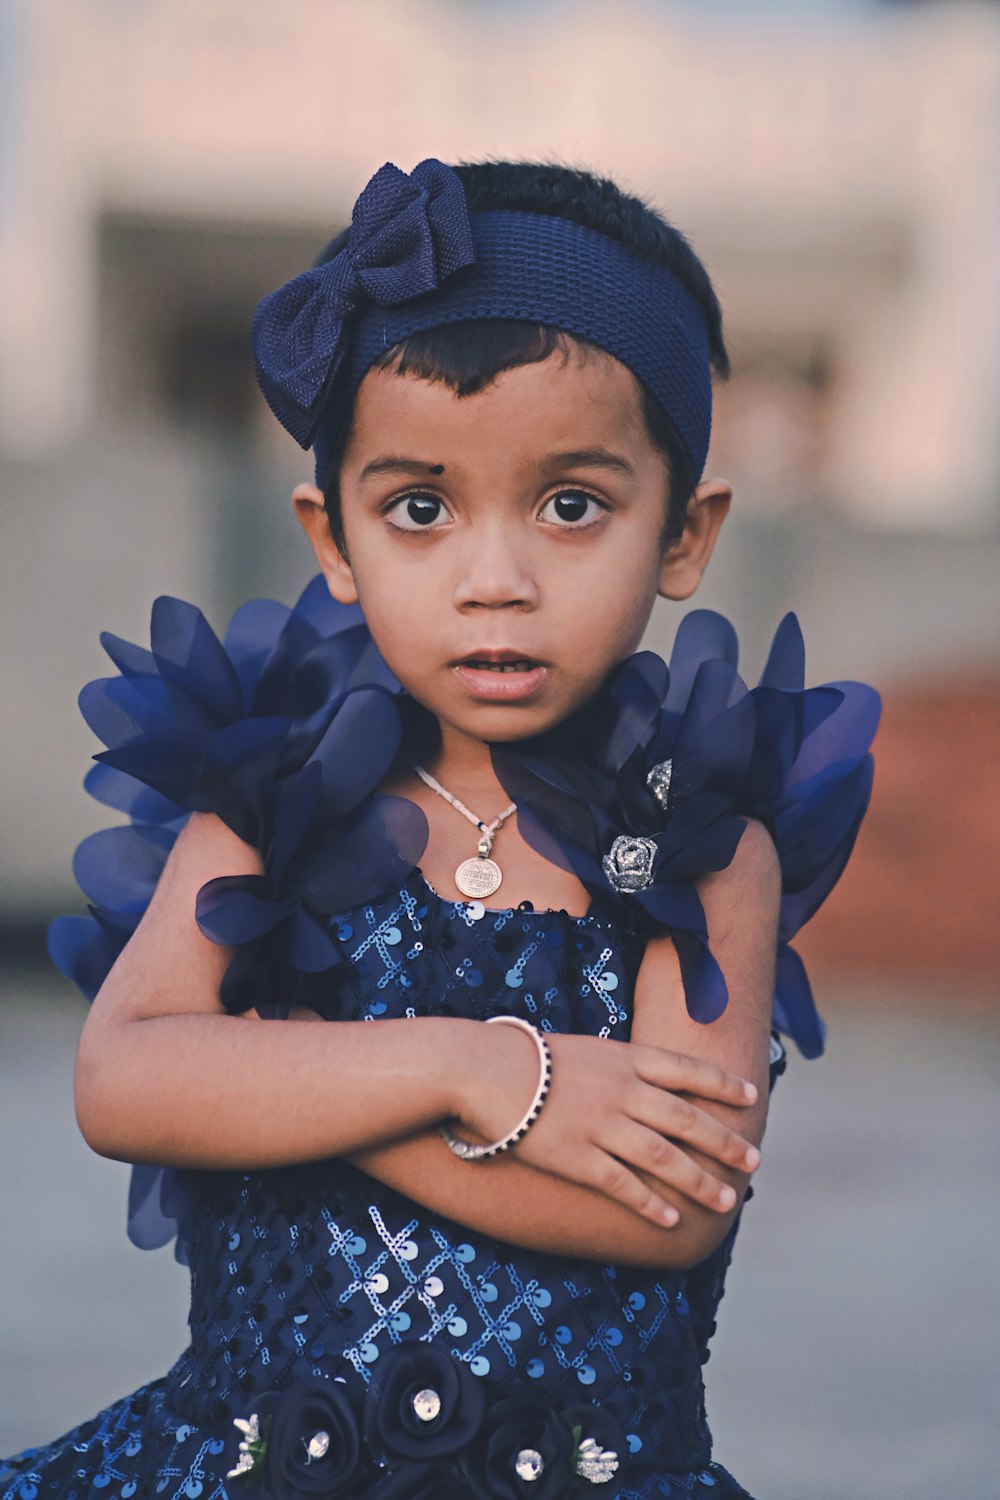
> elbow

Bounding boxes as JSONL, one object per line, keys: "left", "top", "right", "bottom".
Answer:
{"left": 617, "top": 1180, "right": 749, "bottom": 1271}
{"left": 74, "top": 1049, "right": 113, "bottom": 1158}
{"left": 616, "top": 1167, "right": 749, "bottom": 1271}
{"left": 74, "top": 1028, "right": 133, "bottom": 1161}
{"left": 655, "top": 1216, "right": 739, "bottom": 1271}
{"left": 649, "top": 1192, "right": 747, "bottom": 1271}
{"left": 593, "top": 1197, "right": 745, "bottom": 1272}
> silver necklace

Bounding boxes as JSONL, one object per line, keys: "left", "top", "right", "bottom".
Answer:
{"left": 413, "top": 765, "right": 517, "bottom": 899}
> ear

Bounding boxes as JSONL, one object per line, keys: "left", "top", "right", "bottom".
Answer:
{"left": 292, "top": 483, "right": 359, "bottom": 605}
{"left": 657, "top": 477, "right": 732, "bottom": 601}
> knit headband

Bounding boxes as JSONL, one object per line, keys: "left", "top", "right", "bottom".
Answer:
{"left": 252, "top": 159, "right": 714, "bottom": 486}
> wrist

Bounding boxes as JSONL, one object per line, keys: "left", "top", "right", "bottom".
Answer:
{"left": 447, "top": 1016, "right": 542, "bottom": 1141}
{"left": 441, "top": 1017, "right": 552, "bottom": 1161}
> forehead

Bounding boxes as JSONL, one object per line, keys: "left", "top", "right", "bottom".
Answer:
{"left": 344, "top": 345, "right": 656, "bottom": 470}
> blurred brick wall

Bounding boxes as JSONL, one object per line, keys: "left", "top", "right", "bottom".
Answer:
{"left": 796, "top": 674, "right": 999, "bottom": 995}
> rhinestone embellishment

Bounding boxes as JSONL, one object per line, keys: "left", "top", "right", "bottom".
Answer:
{"left": 515, "top": 1447, "right": 545, "bottom": 1481}
{"left": 602, "top": 833, "right": 657, "bottom": 893}
{"left": 575, "top": 1435, "right": 621, "bottom": 1483}
{"left": 412, "top": 1387, "right": 442, "bottom": 1422}
{"left": 305, "top": 1429, "right": 330, "bottom": 1460}
{"left": 646, "top": 757, "right": 673, "bottom": 813}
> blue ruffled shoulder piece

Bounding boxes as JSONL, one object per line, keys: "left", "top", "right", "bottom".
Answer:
{"left": 48, "top": 576, "right": 428, "bottom": 1256}
{"left": 49, "top": 581, "right": 877, "bottom": 1253}
{"left": 493, "top": 611, "right": 880, "bottom": 1059}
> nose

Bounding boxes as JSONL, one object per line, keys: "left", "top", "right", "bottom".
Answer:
{"left": 451, "top": 523, "right": 540, "bottom": 612}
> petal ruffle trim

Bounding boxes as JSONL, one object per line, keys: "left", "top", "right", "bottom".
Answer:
{"left": 494, "top": 611, "right": 880, "bottom": 1055}
{"left": 50, "top": 582, "right": 878, "bottom": 1261}
{"left": 49, "top": 576, "right": 424, "bottom": 1257}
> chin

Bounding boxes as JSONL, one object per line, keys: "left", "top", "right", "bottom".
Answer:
{"left": 446, "top": 701, "right": 576, "bottom": 745}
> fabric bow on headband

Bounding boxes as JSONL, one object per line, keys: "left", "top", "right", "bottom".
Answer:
{"left": 252, "top": 158, "right": 475, "bottom": 447}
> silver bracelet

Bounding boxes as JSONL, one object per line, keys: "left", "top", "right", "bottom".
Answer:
{"left": 439, "top": 1015, "right": 553, "bottom": 1162}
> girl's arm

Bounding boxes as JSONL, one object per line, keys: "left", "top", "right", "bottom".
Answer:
{"left": 345, "top": 819, "right": 780, "bottom": 1271}
{"left": 75, "top": 813, "right": 757, "bottom": 1239}
{"left": 75, "top": 812, "right": 472, "bottom": 1166}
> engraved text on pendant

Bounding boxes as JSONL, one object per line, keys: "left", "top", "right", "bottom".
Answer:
{"left": 455, "top": 856, "right": 503, "bottom": 899}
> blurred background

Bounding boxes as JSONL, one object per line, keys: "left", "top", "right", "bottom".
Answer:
{"left": 1, "top": 0, "right": 997, "bottom": 1494}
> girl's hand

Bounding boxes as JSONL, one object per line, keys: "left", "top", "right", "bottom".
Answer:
{"left": 452, "top": 1027, "right": 760, "bottom": 1228}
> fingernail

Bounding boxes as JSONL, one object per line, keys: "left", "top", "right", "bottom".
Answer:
{"left": 719, "top": 1186, "right": 736, "bottom": 1209}
{"left": 745, "top": 1146, "right": 760, "bottom": 1170}
{"left": 661, "top": 1206, "right": 679, "bottom": 1226}
{"left": 743, "top": 1083, "right": 758, "bottom": 1102}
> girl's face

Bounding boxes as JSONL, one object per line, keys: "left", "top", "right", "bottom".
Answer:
{"left": 296, "top": 344, "right": 730, "bottom": 753}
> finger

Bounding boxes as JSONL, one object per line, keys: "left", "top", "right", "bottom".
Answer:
{"left": 600, "top": 1119, "right": 739, "bottom": 1214}
{"left": 577, "top": 1147, "right": 681, "bottom": 1228}
{"left": 635, "top": 1088, "right": 760, "bottom": 1173}
{"left": 633, "top": 1045, "right": 758, "bottom": 1107}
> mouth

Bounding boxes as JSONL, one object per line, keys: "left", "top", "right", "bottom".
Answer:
{"left": 450, "top": 650, "right": 548, "bottom": 702}
{"left": 458, "top": 658, "right": 539, "bottom": 674}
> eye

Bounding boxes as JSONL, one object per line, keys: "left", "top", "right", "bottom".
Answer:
{"left": 385, "top": 493, "right": 450, "bottom": 531}
{"left": 538, "top": 489, "right": 607, "bottom": 528}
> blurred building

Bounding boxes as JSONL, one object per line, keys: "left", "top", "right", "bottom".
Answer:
{"left": 1, "top": 0, "right": 997, "bottom": 986}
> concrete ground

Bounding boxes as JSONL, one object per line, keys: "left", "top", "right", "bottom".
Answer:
{"left": 1, "top": 969, "right": 997, "bottom": 1499}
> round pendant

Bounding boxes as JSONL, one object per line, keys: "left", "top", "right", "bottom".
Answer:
{"left": 455, "top": 856, "right": 503, "bottom": 899}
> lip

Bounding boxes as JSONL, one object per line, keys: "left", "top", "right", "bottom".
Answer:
{"left": 451, "top": 650, "right": 548, "bottom": 702}
{"left": 449, "top": 648, "right": 548, "bottom": 666}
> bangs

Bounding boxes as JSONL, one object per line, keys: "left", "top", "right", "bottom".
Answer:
{"left": 321, "top": 319, "right": 693, "bottom": 551}
{"left": 372, "top": 320, "right": 577, "bottom": 397}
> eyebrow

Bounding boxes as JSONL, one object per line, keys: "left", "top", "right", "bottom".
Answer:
{"left": 357, "top": 448, "right": 635, "bottom": 483}
{"left": 541, "top": 448, "right": 636, "bottom": 476}
{"left": 359, "top": 456, "right": 445, "bottom": 481}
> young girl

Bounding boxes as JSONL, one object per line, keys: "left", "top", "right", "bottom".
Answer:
{"left": 2, "top": 159, "right": 878, "bottom": 1499}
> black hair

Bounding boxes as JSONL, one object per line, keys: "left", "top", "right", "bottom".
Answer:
{"left": 316, "top": 162, "right": 729, "bottom": 551}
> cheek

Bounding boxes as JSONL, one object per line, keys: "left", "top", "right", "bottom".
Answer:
{"left": 576, "top": 600, "right": 654, "bottom": 676}
{"left": 549, "top": 543, "right": 661, "bottom": 647}
{"left": 350, "top": 579, "right": 438, "bottom": 690}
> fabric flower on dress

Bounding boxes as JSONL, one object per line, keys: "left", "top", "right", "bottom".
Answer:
{"left": 461, "top": 1396, "right": 576, "bottom": 1500}
{"left": 220, "top": 1359, "right": 621, "bottom": 1500}
{"left": 363, "top": 1341, "right": 486, "bottom": 1465}
{"left": 493, "top": 637, "right": 750, "bottom": 1027}
{"left": 53, "top": 576, "right": 406, "bottom": 1012}
{"left": 46, "top": 756, "right": 190, "bottom": 998}
{"left": 49, "top": 576, "right": 417, "bottom": 1251}
{"left": 78, "top": 576, "right": 395, "bottom": 846}
{"left": 47, "top": 755, "right": 190, "bottom": 998}
{"left": 225, "top": 1379, "right": 368, "bottom": 1499}
{"left": 746, "top": 612, "right": 880, "bottom": 1056}
{"left": 369, "top": 1461, "right": 469, "bottom": 1499}
{"left": 494, "top": 611, "right": 879, "bottom": 1055}
{"left": 194, "top": 690, "right": 427, "bottom": 1019}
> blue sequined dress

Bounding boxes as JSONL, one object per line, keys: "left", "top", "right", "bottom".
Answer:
{"left": 1, "top": 578, "right": 877, "bottom": 1500}
{"left": 2, "top": 876, "right": 784, "bottom": 1500}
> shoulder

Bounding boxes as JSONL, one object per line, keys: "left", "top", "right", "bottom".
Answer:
{"left": 733, "top": 818, "right": 781, "bottom": 892}
{"left": 87, "top": 813, "right": 265, "bottom": 1027}
{"left": 138, "top": 811, "right": 263, "bottom": 921}
{"left": 164, "top": 810, "right": 264, "bottom": 882}
{"left": 699, "top": 819, "right": 781, "bottom": 930}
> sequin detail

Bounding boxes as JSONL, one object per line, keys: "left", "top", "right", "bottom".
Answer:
{"left": 1, "top": 878, "right": 781, "bottom": 1500}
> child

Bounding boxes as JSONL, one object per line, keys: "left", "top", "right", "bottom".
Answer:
{"left": 2, "top": 160, "right": 878, "bottom": 1499}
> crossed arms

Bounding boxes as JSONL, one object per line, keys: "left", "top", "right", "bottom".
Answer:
{"left": 75, "top": 812, "right": 779, "bottom": 1271}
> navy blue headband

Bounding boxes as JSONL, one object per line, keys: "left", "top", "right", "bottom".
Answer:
{"left": 252, "top": 159, "right": 713, "bottom": 485}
